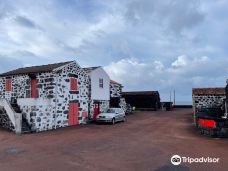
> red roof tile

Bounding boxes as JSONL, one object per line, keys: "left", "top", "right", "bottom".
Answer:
{"left": 192, "top": 87, "right": 225, "bottom": 95}
{"left": 0, "top": 61, "right": 73, "bottom": 76}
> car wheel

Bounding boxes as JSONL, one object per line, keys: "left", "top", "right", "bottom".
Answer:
{"left": 112, "top": 118, "right": 115, "bottom": 125}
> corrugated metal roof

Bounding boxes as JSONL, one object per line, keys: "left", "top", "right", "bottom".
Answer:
{"left": 192, "top": 88, "right": 225, "bottom": 95}
{"left": 0, "top": 61, "right": 73, "bottom": 77}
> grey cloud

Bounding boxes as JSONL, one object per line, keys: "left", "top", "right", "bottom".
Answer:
{"left": 14, "top": 16, "right": 40, "bottom": 29}
{"left": 125, "top": 0, "right": 155, "bottom": 24}
{"left": 124, "top": 0, "right": 205, "bottom": 33}
{"left": 104, "top": 56, "right": 228, "bottom": 101}
{"left": 0, "top": 0, "right": 227, "bottom": 102}
{"left": 0, "top": 1, "right": 12, "bottom": 20}
{"left": 166, "top": 0, "right": 205, "bottom": 32}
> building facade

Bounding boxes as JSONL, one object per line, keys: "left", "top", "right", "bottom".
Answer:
{"left": 110, "top": 80, "right": 127, "bottom": 112}
{"left": 192, "top": 87, "right": 226, "bottom": 123}
{"left": 0, "top": 61, "right": 90, "bottom": 133}
{"left": 83, "top": 67, "right": 110, "bottom": 120}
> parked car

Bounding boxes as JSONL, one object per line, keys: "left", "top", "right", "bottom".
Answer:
{"left": 96, "top": 108, "right": 126, "bottom": 124}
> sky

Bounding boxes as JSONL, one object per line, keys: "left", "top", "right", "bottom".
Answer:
{"left": 0, "top": 0, "right": 228, "bottom": 102}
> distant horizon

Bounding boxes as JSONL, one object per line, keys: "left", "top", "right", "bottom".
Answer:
{"left": 174, "top": 101, "right": 192, "bottom": 105}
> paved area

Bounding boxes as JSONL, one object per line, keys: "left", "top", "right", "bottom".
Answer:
{"left": 0, "top": 108, "right": 228, "bottom": 171}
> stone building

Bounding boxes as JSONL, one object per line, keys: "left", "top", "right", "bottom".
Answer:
{"left": 110, "top": 80, "right": 123, "bottom": 97}
{"left": 83, "top": 67, "right": 110, "bottom": 120}
{"left": 110, "top": 80, "right": 127, "bottom": 112}
{"left": 192, "top": 87, "right": 226, "bottom": 123}
{"left": 0, "top": 61, "right": 90, "bottom": 133}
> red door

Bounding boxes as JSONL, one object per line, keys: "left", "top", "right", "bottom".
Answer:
{"left": 93, "top": 103, "right": 100, "bottom": 120}
{"left": 68, "top": 102, "right": 78, "bottom": 126}
{"left": 31, "top": 78, "right": 37, "bottom": 98}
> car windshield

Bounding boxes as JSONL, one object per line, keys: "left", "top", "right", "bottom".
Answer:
{"left": 107, "top": 109, "right": 116, "bottom": 113}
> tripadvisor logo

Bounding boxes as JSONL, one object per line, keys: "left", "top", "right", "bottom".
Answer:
{"left": 171, "top": 155, "right": 182, "bottom": 165}
{"left": 171, "top": 155, "right": 220, "bottom": 165}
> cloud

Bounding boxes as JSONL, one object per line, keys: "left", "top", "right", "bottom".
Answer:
{"left": 171, "top": 55, "right": 188, "bottom": 68}
{"left": 124, "top": 0, "right": 205, "bottom": 33}
{"left": 0, "top": 0, "right": 227, "bottom": 102}
{"left": 104, "top": 55, "right": 228, "bottom": 101}
{"left": 14, "top": 16, "right": 39, "bottom": 29}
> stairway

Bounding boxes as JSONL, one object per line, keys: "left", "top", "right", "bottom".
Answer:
{"left": 21, "top": 115, "right": 31, "bottom": 133}
{"left": 11, "top": 100, "right": 31, "bottom": 133}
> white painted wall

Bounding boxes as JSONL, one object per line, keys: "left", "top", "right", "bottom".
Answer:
{"left": 89, "top": 67, "right": 110, "bottom": 101}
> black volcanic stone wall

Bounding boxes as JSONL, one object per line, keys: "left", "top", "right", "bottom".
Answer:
{"left": 193, "top": 94, "right": 226, "bottom": 109}
{"left": 110, "top": 83, "right": 122, "bottom": 98}
{"left": 0, "top": 72, "right": 57, "bottom": 101}
{"left": 0, "top": 107, "right": 14, "bottom": 131}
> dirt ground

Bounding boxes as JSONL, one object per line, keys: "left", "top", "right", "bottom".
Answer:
{"left": 0, "top": 108, "right": 228, "bottom": 171}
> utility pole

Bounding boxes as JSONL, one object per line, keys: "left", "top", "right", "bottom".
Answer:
{"left": 174, "top": 89, "right": 176, "bottom": 106}
{"left": 170, "top": 91, "right": 172, "bottom": 103}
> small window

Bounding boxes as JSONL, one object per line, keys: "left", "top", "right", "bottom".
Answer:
{"left": 99, "top": 78, "right": 103, "bottom": 88}
{"left": 70, "top": 78, "right": 78, "bottom": 91}
{"left": 5, "top": 79, "right": 12, "bottom": 91}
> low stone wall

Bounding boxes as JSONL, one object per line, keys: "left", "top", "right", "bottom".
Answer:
{"left": 0, "top": 106, "right": 15, "bottom": 131}
{"left": 192, "top": 87, "right": 226, "bottom": 124}
{"left": 192, "top": 88, "right": 225, "bottom": 110}
{"left": 18, "top": 98, "right": 57, "bottom": 132}
{"left": 193, "top": 95, "right": 225, "bottom": 109}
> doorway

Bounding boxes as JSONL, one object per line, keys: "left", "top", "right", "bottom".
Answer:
{"left": 68, "top": 102, "right": 79, "bottom": 126}
{"left": 93, "top": 102, "right": 100, "bottom": 120}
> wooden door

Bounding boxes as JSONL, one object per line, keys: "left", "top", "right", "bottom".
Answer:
{"left": 93, "top": 103, "right": 100, "bottom": 120}
{"left": 31, "top": 78, "right": 37, "bottom": 98}
{"left": 68, "top": 102, "right": 78, "bottom": 126}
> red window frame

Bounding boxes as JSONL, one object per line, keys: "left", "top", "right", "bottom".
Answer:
{"left": 5, "top": 79, "right": 12, "bottom": 91}
{"left": 99, "top": 78, "right": 103, "bottom": 88}
{"left": 31, "top": 78, "right": 37, "bottom": 98}
{"left": 70, "top": 78, "right": 78, "bottom": 91}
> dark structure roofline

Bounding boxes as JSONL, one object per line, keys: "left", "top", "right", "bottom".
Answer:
{"left": 0, "top": 61, "right": 74, "bottom": 77}
{"left": 122, "top": 91, "right": 159, "bottom": 96}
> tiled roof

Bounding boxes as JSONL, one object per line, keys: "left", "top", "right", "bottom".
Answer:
{"left": 0, "top": 61, "right": 73, "bottom": 76}
{"left": 192, "top": 88, "right": 225, "bottom": 95}
{"left": 110, "top": 80, "right": 122, "bottom": 85}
